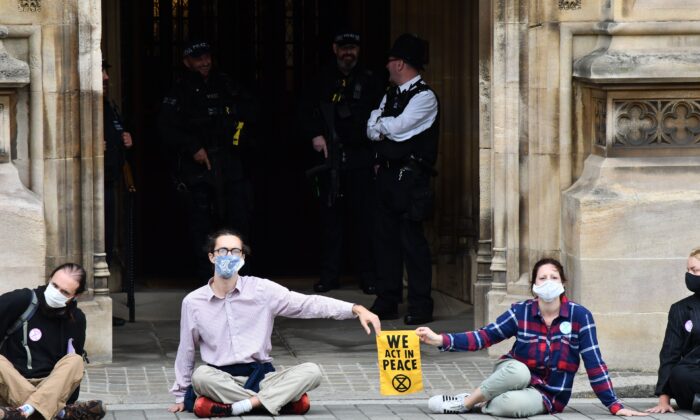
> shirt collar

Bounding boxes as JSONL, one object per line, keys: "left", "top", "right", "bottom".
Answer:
{"left": 530, "top": 295, "right": 570, "bottom": 320}
{"left": 398, "top": 75, "right": 422, "bottom": 93}
{"left": 205, "top": 277, "right": 242, "bottom": 300}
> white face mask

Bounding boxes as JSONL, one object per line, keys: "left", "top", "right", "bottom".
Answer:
{"left": 45, "top": 283, "right": 70, "bottom": 308}
{"left": 532, "top": 280, "right": 564, "bottom": 302}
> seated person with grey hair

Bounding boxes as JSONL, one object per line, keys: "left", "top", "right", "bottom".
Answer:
{"left": 168, "top": 228, "right": 381, "bottom": 418}
{"left": 0, "top": 263, "right": 105, "bottom": 420}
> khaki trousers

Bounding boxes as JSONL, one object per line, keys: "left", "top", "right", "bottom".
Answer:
{"left": 0, "top": 354, "right": 84, "bottom": 420}
{"left": 192, "top": 362, "right": 322, "bottom": 415}
{"left": 480, "top": 358, "right": 547, "bottom": 418}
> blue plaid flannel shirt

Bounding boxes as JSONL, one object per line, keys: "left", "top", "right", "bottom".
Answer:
{"left": 440, "top": 296, "right": 624, "bottom": 414}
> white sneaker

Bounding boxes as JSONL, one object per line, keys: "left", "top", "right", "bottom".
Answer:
{"left": 428, "top": 393, "right": 471, "bottom": 414}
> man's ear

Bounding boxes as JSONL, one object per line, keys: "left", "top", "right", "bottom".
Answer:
{"left": 332, "top": 43, "right": 339, "bottom": 55}
{"left": 208, "top": 252, "right": 216, "bottom": 264}
{"left": 183, "top": 58, "right": 191, "bottom": 69}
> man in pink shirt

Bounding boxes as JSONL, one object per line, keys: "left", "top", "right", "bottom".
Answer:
{"left": 168, "top": 229, "right": 381, "bottom": 417}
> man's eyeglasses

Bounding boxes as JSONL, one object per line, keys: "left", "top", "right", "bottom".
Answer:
{"left": 212, "top": 247, "right": 243, "bottom": 257}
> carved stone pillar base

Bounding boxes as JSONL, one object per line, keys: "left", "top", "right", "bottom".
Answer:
{"left": 563, "top": 154, "right": 700, "bottom": 370}
{"left": 79, "top": 295, "right": 112, "bottom": 363}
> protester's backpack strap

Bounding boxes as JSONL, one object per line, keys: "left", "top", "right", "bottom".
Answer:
{"left": 0, "top": 290, "right": 39, "bottom": 354}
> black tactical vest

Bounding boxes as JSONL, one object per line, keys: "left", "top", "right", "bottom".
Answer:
{"left": 374, "top": 80, "right": 439, "bottom": 164}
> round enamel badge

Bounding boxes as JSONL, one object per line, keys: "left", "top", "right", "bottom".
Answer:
{"left": 685, "top": 320, "right": 693, "bottom": 332}
{"left": 560, "top": 321, "right": 572, "bottom": 335}
{"left": 29, "top": 328, "right": 42, "bottom": 342}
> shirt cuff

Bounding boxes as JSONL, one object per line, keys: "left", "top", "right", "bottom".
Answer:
{"left": 438, "top": 333, "right": 452, "bottom": 351}
{"left": 175, "top": 396, "right": 184, "bottom": 404}
{"left": 609, "top": 402, "right": 624, "bottom": 414}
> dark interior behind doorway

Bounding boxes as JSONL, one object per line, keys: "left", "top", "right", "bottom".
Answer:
{"left": 113, "top": 0, "right": 390, "bottom": 285}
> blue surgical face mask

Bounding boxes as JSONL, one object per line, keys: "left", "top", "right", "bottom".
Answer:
{"left": 214, "top": 255, "right": 245, "bottom": 279}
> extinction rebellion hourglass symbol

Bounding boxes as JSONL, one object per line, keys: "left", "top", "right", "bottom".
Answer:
{"left": 392, "top": 374, "right": 411, "bottom": 392}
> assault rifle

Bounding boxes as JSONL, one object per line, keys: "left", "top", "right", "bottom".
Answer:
{"left": 305, "top": 102, "right": 342, "bottom": 207}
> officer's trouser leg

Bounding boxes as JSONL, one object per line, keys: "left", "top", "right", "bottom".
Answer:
{"left": 318, "top": 193, "right": 343, "bottom": 286}
{"left": 373, "top": 201, "right": 403, "bottom": 309}
{"left": 668, "top": 363, "right": 700, "bottom": 409}
{"left": 192, "top": 363, "right": 322, "bottom": 415}
{"left": 346, "top": 167, "right": 376, "bottom": 288}
{"left": 480, "top": 359, "right": 546, "bottom": 418}
{"left": 400, "top": 217, "right": 433, "bottom": 316}
{"left": 224, "top": 179, "right": 252, "bottom": 240}
{"left": 0, "top": 354, "right": 84, "bottom": 420}
{"left": 187, "top": 184, "right": 213, "bottom": 281}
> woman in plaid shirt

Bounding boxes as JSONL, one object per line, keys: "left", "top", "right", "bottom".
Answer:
{"left": 416, "top": 258, "right": 647, "bottom": 417}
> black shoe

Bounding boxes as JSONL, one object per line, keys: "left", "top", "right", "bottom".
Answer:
{"left": 362, "top": 284, "right": 376, "bottom": 295}
{"left": 693, "top": 393, "right": 700, "bottom": 414}
{"left": 62, "top": 400, "right": 106, "bottom": 420}
{"left": 313, "top": 282, "right": 339, "bottom": 293}
{"left": 112, "top": 317, "right": 126, "bottom": 327}
{"left": 404, "top": 313, "right": 433, "bottom": 325}
{"left": 370, "top": 305, "right": 399, "bottom": 320}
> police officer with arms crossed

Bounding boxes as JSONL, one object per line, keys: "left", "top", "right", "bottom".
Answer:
{"left": 299, "top": 30, "right": 384, "bottom": 295}
{"left": 366, "top": 33, "right": 439, "bottom": 325}
{"left": 0, "top": 263, "right": 105, "bottom": 420}
{"left": 159, "top": 41, "right": 259, "bottom": 281}
{"left": 167, "top": 229, "right": 381, "bottom": 417}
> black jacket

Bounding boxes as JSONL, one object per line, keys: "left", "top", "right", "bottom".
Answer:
{"left": 655, "top": 293, "right": 700, "bottom": 395}
{"left": 0, "top": 286, "right": 86, "bottom": 379}
{"left": 158, "top": 69, "right": 259, "bottom": 184}
{"left": 299, "top": 63, "right": 384, "bottom": 170}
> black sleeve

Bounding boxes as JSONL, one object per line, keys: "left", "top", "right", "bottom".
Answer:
{"left": 297, "top": 75, "right": 325, "bottom": 142}
{"left": 655, "top": 302, "right": 685, "bottom": 395}
{"left": 71, "top": 309, "right": 87, "bottom": 357}
{"left": 0, "top": 289, "right": 33, "bottom": 339}
{"left": 158, "top": 83, "right": 202, "bottom": 157}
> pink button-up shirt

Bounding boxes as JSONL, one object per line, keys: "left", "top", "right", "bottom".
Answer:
{"left": 171, "top": 276, "right": 356, "bottom": 402}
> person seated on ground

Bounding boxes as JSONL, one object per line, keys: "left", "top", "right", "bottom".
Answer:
{"left": 415, "top": 258, "right": 647, "bottom": 418}
{"left": 168, "top": 228, "right": 381, "bottom": 418}
{"left": 647, "top": 247, "right": 700, "bottom": 414}
{"left": 0, "top": 263, "right": 106, "bottom": 420}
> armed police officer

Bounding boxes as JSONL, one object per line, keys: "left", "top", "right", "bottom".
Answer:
{"left": 366, "top": 33, "right": 439, "bottom": 325}
{"left": 299, "top": 31, "right": 384, "bottom": 295}
{"left": 159, "top": 41, "right": 259, "bottom": 281}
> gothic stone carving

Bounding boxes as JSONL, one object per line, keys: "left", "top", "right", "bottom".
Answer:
{"left": 559, "top": 0, "right": 581, "bottom": 10}
{"left": 17, "top": 0, "right": 41, "bottom": 12}
{"left": 613, "top": 99, "right": 700, "bottom": 148}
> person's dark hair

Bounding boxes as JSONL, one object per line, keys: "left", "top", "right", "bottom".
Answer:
{"left": 204, "top": 228, "right": 252, "bottom": 256}
{"left": 530, "top": 258, "right": 568, "bottom": 290}
{"left": 49, "top": 263, "right": 87, "bottom": 295}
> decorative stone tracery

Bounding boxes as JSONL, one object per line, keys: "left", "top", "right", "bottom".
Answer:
{"left": 17, "top": 0, "right": 40, "bottom": 12}
{"left": 613, "top": 99, "right": 700, "bottom": 148}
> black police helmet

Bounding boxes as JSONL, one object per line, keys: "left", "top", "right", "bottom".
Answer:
{"left": 183, "top": 40, "right": 211, "bottom": 58}
{"left": 333, "top": 30, "right": 361, "bottom": 47}
{"left": 388, "top": 33, "right": 429, "bottom": 70}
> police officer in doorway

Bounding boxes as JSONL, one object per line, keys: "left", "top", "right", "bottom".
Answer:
{"left": 300, "top": 31, "right": 384, "bottom": 295}
{"left": 366, "top": 34, "right": 439, "bottom": 325}
{"left": 159, "top": 41, "right": 259, "bottom": 281}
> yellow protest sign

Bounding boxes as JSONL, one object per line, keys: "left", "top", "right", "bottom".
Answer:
{"left": 376, "top": 330, "right": 423, "bottom": 395}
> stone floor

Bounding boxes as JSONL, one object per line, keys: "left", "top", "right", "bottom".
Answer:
{"left": 78, "top": 279, "right": 666, "bottom": 419}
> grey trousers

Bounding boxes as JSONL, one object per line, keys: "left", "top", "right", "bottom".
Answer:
{"left": 479, "top": 359, "right": 547, "bottom": 418}
{"left": 192, "top": 362, "right": 322, "bottom": 415}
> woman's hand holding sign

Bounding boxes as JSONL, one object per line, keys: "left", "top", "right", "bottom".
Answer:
{"left": 415, "top": 327, "right": 442, "bottom": 346}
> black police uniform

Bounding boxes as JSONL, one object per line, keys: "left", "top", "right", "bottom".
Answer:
{"left": 371, "top": 79, "right": 439, "bottom": 323}
{"left": 159, "top": 68, "right": 258, "bottom": 280}
{"left": 104, "top": 98, "right": 127, "bottom": 266}
{"left": 300, "top": 62, "right": 384, "bottom": 293}
{"left": 655, "top": 293, "right": 700, "bottom": 410}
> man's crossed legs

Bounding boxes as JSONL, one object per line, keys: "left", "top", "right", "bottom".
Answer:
{"left": 0, "top": 354, "right": 105, "bottom": 420}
